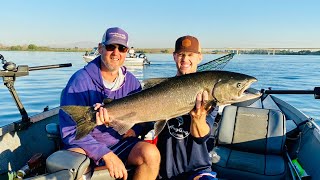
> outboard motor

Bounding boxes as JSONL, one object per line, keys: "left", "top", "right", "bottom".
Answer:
{"left": 138, "top": 53, "right": 146, "bottom": 58}
{"left": 138, "top": 53, "right": 150, "bottom": 65}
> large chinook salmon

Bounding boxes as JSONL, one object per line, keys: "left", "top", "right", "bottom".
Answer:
{"left": 61, "top": 71, "right": 261, "bottom": 140}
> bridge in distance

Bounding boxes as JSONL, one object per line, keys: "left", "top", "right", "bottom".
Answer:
{"left": 202, "top": 48, "right": 320, "bottom": 55}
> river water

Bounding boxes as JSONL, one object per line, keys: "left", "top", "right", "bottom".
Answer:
{"left": 0, "top": 51, "right": 319, "bottom": 127}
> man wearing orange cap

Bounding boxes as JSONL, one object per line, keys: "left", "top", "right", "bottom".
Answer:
{"left": 156, "top": 35, "right": 217, "bottom": 180}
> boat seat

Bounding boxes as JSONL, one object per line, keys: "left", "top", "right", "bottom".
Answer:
{"left": 46, "top": 123, "right": 60, "bottom": 139}
{"left": 45, "top": 150, "right": 118, "bottom": 180}
{"left": 28, "top": 150, "right": 90, "bottom": 180}
{"left": 46, "top": 123, "right": 61, "bottom": 150}
{"left": 46, "top": 150, "right": 90, "bottom": 180}
{"left": 44, "top": 123, "right": 121, "bottom": 180}
{"left": 211, "top": 105, "right": 287, "bottom": 180}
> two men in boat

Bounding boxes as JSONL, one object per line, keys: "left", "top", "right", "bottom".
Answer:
{"left": 60, "top": 27, "right": 216, "bottom": 179}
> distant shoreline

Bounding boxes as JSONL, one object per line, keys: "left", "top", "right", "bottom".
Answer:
{"left": 1, "top": 45, "right": 320, "bottom": 55}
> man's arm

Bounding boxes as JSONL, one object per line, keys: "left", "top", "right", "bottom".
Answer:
{"left": 190, "top": 91, "right": 211, "bottom": 138}
{"left": 94, "top": 105, "right": 128, "bottom": 180}
{"left": 102, "top": 152, "right": 128, "bottom": 180}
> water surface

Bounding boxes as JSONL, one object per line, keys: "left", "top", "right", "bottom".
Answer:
{"left": 0, "top": 51, "right": 319, "bottom": 126}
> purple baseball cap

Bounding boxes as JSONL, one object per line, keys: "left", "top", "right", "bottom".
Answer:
{"left": 101, "top": 27, "right": 129, "bottom": 47}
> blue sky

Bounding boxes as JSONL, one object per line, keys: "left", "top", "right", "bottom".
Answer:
{"left": 1, "top": 0, "right": 319, "bottom": 48}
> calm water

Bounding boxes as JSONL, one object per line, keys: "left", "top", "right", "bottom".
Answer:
{"left": 0, "top": 51, "right": 319, "bottom": 127}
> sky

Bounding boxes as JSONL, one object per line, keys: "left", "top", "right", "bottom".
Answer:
{"left": 1, "top": 0, "right": 320, "bottom": 48}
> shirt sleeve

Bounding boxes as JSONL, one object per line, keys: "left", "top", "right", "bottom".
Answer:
{"left": 192, "top": 107, "right": 218, "bottom": 144}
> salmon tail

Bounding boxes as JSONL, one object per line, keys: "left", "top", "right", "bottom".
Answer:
{"left": 75, "top": 123, "right": 96, "bottom": 140}
{"left": 61, "top": 105, "right": 96, "bottom": 140}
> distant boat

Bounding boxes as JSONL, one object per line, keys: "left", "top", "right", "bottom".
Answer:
{"left": 83, "top": 47, "right": 150, "bottom": 66}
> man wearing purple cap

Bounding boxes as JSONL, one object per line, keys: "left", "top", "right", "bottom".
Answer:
{"left": 59, "top": 27, "right": 160, "bottom": 180}
{"left": 156, "top": 35, "right": 218, "bottom": 180}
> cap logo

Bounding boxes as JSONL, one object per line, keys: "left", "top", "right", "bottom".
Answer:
{"left": 109, "top": 32, "right": 126, "bottom": 40}
{"left": 182, "top": 39, "right": 192, "bottom": 47}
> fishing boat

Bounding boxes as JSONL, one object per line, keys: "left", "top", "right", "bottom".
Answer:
{"left": 1, "top": 53, "right": 319, "bottom": 180}
{"left": 82, "top": 47, "right": 150, "bottom": 66}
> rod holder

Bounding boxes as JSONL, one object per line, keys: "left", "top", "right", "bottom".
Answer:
{"left": 0, "top": 54, "right": 72, "bottom": 130}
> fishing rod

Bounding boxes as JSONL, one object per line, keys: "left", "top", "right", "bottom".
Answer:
{"left": 261, "top": 87, "right": 320, "bottom": 99}
{"left": 0, "top": 54, "right": 72, "bottom": 131}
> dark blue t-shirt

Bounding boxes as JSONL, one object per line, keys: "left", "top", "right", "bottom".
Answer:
{"left": 157, "top": 111, "right": 216, "bottom": 179}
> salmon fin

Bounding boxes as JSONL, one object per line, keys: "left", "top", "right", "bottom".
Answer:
{"left": 154, "top": 120, "right": 167, "bottom": 136}
{"left": 110, "top": 121, "right": 135, "bottom": 135}
{"left": 142, "top": 78, "right": 168, "bottom": 89}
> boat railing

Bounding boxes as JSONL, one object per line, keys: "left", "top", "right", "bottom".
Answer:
{"left": 0, "top": 54, "right": 72, "bottom": 131}
{"left": 261, "top": 87, "right": 320, "bottom": 131}
{"left": 261, "top": 87, "right": 320, "bottom": 99}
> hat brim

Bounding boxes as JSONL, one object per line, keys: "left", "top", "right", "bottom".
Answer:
{"left": 103, "top": 40, "right": 128, "bottom": 48}
{"left": 174, "top": 49, "right": 200, "bottom": 54}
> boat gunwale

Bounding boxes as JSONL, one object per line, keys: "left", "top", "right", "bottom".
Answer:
{"left": 0, "top": 107, "right": 59, "bottom": 136}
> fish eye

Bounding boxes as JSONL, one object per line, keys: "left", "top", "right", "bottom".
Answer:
{"left": 237, "top": 83, "right": 242, "bottom": 88}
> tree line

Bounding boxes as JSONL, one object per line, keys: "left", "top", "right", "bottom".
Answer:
{"left": 0, "top": 44, "right": 89, "bottom": 52}
{"left": 228, "top": 49, "right": 320, "bottom": 55}
{"left": 1, "top": 44, "right": 319, "bottom": 55}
